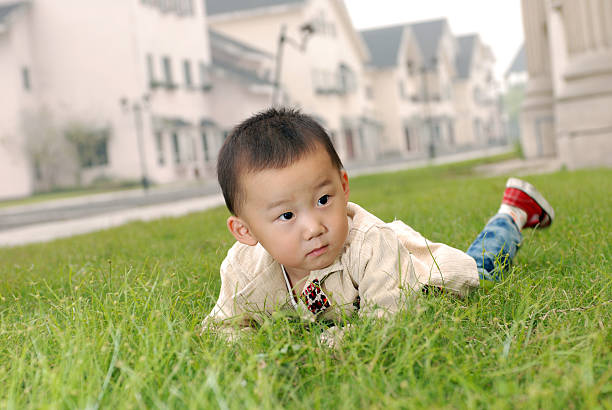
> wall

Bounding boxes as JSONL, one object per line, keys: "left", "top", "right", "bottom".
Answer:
{"left": 0, "top": 5, "right": 34, "bottom": 198}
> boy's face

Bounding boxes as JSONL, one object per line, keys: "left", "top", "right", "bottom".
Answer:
{"left": 227, "top": 146, "right": 350, "bottom": 280}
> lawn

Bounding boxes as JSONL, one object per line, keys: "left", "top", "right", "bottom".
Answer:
{"left": 0, "top": 161, "right": 610, "bottom": 409}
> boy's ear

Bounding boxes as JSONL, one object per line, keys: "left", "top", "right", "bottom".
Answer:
{"left": 227, "top": 216, "right": 258, "bottom": 246}
{"left": 340, "top": 169, "right": 350, "bottom": 201}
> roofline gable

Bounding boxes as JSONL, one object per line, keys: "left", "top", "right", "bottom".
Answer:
{"left": 455, "top": 33, "right": 478, "bottom": 79}
{"left": 208, "top": 0, "right": 370, "bottom": 62}
{"left": 209, "top": 29, "right": 274, "bottom": 59}
{"left": 396, "top": 26, "right": 423, "bottom": 69}
{"left": 206, "top": 1, "right": 306, "bottom": 24}
{"left": 328, "top": 0, "right": 369, "bottom": 61}
{"left": 0, "top": 1, "right": 28, "bottom": 33}
{"left": 409, "top": 18, "right": 450, "bottom": 69}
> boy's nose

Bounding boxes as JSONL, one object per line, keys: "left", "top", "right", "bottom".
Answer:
{"left": 303, "top": 215, "right": 325, "bottom": 240}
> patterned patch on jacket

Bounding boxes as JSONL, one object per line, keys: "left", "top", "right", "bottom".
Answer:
{"left": 300, "top": 279, "right": 331, "bottom": 315}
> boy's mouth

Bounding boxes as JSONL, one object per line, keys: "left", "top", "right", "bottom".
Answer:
{"left": 307, "top": 245, "right": 328, "bottom": 257}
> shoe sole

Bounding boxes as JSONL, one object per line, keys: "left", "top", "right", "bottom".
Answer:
{"left": 506, "top": 177, "right": 555, "bottom": 224}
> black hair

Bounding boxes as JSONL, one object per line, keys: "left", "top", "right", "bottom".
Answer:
{"left": 217, "top": 107, "right": 343, "bottom": 215}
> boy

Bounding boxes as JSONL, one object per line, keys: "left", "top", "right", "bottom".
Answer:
{"left": 202, "top": 108, "right": 554, "bottom": 341}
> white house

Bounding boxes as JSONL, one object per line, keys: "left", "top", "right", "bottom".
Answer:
{"left": 453, "top": 33, "right": 502, "bottom": 148}
{"left": 361, "top": 19, "right": 501, "bottom": 158}
{"left": 360, "top": 24, "right": 426, "bottom": 158}
{"left": 0, "top": 2, "right": 36, "bottom": 199}
{"left": 409, "top": 19, "right": 460, "bottom": 156}
{"left": 520, "top": 0, "right": 612, "bottom": 169}
{"left": 206, "top": 0, "right": 383, "bottom": 164}
{"left": 208, "top": 29, "right": 275, "bottom": 132}
{"left": 0, "top": 0, "right": 216, "bottom": 199}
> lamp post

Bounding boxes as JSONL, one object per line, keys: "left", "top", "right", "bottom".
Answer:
{"left": 271, "top": 22, "right": 315, "bottom": 106}
{"left": 121, "top": 95, "right": 150, "bottom": 190}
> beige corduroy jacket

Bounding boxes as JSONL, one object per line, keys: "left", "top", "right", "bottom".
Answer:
{"left": 203, "top": 202, "right": 479, "bottom": 334}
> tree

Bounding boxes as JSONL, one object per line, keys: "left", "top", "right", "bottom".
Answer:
{"left": 21, "top": 108, "right": 79, "bottom": 191}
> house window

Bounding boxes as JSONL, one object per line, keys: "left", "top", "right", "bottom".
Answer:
{"left": 404, "top": 126, "right": 412, "bottom": 151}
{"left": 338, "top": 64, "right": 356, "bottom": 94}
{"left": 201, "top": 132, "right": 209, "bottom": 162}
{"left": 34, "top": 160, "right": 42, "bottom": 181}
{"left": 172, "top": 132, "right": 180, "bottom": 163}
{"left": 473, "top": 118, "right": 482, "bottom": 142}
{"left": 447, "top": 120, "right": 455, "bottom": 145}
{"left": 406, "top": 60, "right": 414, "bottom": 76}
{"left": 21, "top": 67, "right": 31, "bottom": 91}
{"left": 162, "top": 56, "right": 174, "bottom": 88}
{"left": 473, "top": 86, "right": 481, "bottom": 104}
{"left": 344, "top": 128, "right": 355, "bottom": 159}
{"left": 189, "top": 135, "right": 197, "bottom": 161}
{"left": 183, "top": 60, "right": 193, "bottom": 88}
{"left": 146, "top": 54, "right": 157, "bottom": 88}
{"left": 313, "top": 69, "right": 337, "bottom": 94}
{"left": 142, "top": 0, "right": 194, "bottom": 16}
{"left": 68, "top": 129, "right": 110, "bottom": 168}
{"left": 312, "top": 10, "right": 336, "bottom": 37}
{"left": 199, "top": 62, "right": 211, "bottom": 90}
{"left": 160, "top": 0, "right": 173, "bottom": 13}
{"left": 431, "top": 121, "right": 441, "bottom": 142}
{"left": 155, "top": 131, "right": 165, "bottom": 165}
{"left": 177, "top": 0, "right": 194, "bottom": 15}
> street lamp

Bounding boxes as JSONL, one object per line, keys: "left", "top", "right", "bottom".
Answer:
{"left": 120, "top": 95, "right": 150, "bottom": 190}
{"left": 271, "top": 22, "right": 315, "bottom": 105}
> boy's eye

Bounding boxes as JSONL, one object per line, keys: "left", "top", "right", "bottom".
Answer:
{"left": 279, "top": 212, "right": 294, "bottom": 221}
{"left": 317, "top": 195, "right": 329, "bottom": 206}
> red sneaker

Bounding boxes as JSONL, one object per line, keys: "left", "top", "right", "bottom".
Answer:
{"left": 503, "top": 178, "right": 555, "bottom": 228}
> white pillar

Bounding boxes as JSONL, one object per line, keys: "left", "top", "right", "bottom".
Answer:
{"left": 554, "top": 0, "right": 612, "bottom": 169}
{"left": 520, "top": 0, "right": 556, "bottom": 158}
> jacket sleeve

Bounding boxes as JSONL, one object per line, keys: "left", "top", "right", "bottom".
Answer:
{"left": 388, "top": 220, "right": 479, "bottom": 297}
{"left": 354, "top": 224, "right": 478, "bottom": 317}
{"left": 354, "top": 226, "right": 419, "bottom": 317}
{"left": 200, "top": 255, "right": 255, "bottom": 340}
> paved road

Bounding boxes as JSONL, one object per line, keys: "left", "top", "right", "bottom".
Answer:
{"left": 0, "top": 146, "right": 520, "bottom": 247}
{"left": 0, "top": 181, "right": 222, "bottom": 231}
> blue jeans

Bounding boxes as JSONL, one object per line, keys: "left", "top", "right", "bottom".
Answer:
{"left": 466, "top": 213, "right": 523, "bottom": 281}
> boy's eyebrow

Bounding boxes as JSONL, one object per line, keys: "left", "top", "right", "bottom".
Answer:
{"left": 267, "top": 198, "right": 291, "bottom": 210}
{"left": 266, "top": 178, "right": 334, "bottom": 210}
{"left": 314, "top": 177, "right": 333, "bottom": 190}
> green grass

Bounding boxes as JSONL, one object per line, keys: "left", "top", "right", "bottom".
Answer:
{"left": 1, "top": 161, "right": 610, "bottom": 409}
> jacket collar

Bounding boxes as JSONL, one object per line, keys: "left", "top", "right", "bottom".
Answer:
{"left": 233, "top": 209, "right": 354, "bottom": 318}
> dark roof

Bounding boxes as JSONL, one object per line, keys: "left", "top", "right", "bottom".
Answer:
{"left": 0, "top": 2, "right": 25, "bottom": 24}
{"left": 409, "top": 18, "right": 447, "bottom": 69}
{"left": 506, "top": 44, "right": 526, "bottom": 76}
{"left": 205, "top": 0, "right": 305, "bottom": 16}
{"left": 360, "top": 25, "right": 405, "bottom": 69}
{"left": 455, "top": 34, "right": 477, "bottom": 79}
{"left": 209, "top": 29, "right": 273, "bottom": 58}
{"left": 211, "top": 59, "right": 273, "bottom": 85}
{"left": 360, "top": 18, "right": 448, "bottom": 70}
{"left": 209, "top": 29, "right": 274, "bottom": 85}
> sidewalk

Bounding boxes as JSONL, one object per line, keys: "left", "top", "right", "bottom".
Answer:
{"left": 0, "top": 194, "right": 225, "bottom": 247}
{"left": 1, "top": 145, "right": 556, "bottom": 248}
{"left": 473, "top": 156, "right": 561, "bottom": 177}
